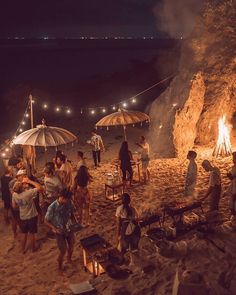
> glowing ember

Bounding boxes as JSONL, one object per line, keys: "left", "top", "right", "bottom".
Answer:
{"left": 213, "top": 115, "right": 232, "bottom": 157}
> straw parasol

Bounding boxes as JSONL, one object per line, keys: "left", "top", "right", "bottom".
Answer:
{"left": 12, "top": 120, "right": 77, "bottom": 167}
{"left": 95, "top": 108, "right": 150, "bottom": 140}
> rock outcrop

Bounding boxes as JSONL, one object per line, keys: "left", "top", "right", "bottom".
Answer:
{"left": 149, "top": 0, "right": 236, "bottom": 157}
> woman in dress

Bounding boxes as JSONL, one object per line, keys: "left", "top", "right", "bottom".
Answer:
{"left": 73, "top": 166, "right": 91, "bottom": 226}
{"left": 119, "top": 141, "right": 133, "bottom": 187}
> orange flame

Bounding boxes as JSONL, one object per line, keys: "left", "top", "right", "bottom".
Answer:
{"left": 213, "top": 115, "right": 232, "bottom": 157}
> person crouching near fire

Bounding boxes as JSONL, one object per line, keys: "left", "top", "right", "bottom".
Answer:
{"left": 44, "top": 189, "right": 76, "bottom": 272}
{"left": 201, "top": 160, "right": 221, "bottom": 212}
{"left": 184, "top": 150, "right": 198, "bottom": 197}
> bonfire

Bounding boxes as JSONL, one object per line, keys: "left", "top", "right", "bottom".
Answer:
{"left": 213, "top": 115, "right": 232, "bottom": 157}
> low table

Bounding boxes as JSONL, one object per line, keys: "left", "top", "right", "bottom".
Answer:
{"left": 105, "top": 182, "right": 124, "bottom": 201}
{"left": 80, "top": 234, "right": 121, "bottom": 277}
{"left": 113, "top": 160, "right": 141, "bottom": 184}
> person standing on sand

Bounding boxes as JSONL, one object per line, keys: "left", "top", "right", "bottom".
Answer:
{"left": 89, "top": 130, "right": 105, "bottom": 168}
{"left": 202, "top": 160, "right": 221, "bottom": 211}
{"left": 1, "top": 168, "right": 13, "bottom": 224}
{"left": 119, "top": 141, "right": 133, "bottom": 187}
{"left": 184, "top": 150, "right": 198, "bottom": 197}
{"left": 44, "top": 189, "right": 75, "bottom": 271}
{"left": 12, "top": 177, "right": 42, "bottom": 253}
{"left": 136, "top": 136, "right": 150, "bottom": 184}
{"left": 73, "top": 165, "right": 91, "bottom": 226}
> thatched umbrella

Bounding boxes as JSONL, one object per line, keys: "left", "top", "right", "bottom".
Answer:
{"left": 95, "top": 108, "right": 150, "bottom": 140}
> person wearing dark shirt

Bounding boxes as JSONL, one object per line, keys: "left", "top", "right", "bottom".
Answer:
{"left": 1, "top": 168, "right": 13, "bottom": 223}
{"left": 119, "top": 141, "right": 133, "bottom": 187}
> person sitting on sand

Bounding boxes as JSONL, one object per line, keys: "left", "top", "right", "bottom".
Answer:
{"left": 202, "top": 160, "right": 221, "bottom": 211}
{"left": 73, "top": 166, "right": 91, "bottom": 226}
{"left": 119, "top": 141, "right": 133, "bottom": 187}
{"left": 116, "top": 193, "right": 140, "bottom": 259}
{"left": 12, "top": 177, "right": 43, "bottom": 253}
{"left": 185, "top": 150, "right": 198, "bottom": 197}
{"left": 1, "top": 168, "right": 13, "bottom": 224}
{"left": 44, "top": 189, "right": 75, "bottom": 271}
{"left": 136, "top": 136, "right": 150, "bottom": 184}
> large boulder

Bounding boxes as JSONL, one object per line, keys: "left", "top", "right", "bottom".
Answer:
{"left": 149, "top": 0, "right": 236, "bottom": 157}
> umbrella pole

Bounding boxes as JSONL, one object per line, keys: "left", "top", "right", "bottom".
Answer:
{"left": 123, "top": 125, "right": 127, "bottom": 141}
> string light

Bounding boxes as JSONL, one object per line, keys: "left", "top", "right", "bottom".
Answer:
{"left": 56, "top": 107, "right": 61, "bottom": 112}
{"left": 122, "top": 102, "right": 127, "bottom": 108}
{"left": 66, "top": 109, "right": 71, "bottom": 114}
{"left": 112, "top": 106, "right": 116, "bottom": 111}
{"left": 19, "top": 128, "right": 23, "bottom": 132}
{"left": 91, "top": 110, "right": 95, "bottom": 115}
{"left": 21, "top": 121, "right": 26, "bottom": 125}
{"left": 131, "top": 98, "right": 136, "bottom": 103}
{"left": 43, "top": 104, "right": 48, "bottom": 109}
{"left": 1, "top": 152, "right": 6, "bottom": 157}
{"left": 25, "top": 113, "right": 29, "bottom": 118}
{"left": 5, "top": 148, "right": 9, "bottom": 152}
{"left": 102, "top": 108, "right": 106, "bottom": 113}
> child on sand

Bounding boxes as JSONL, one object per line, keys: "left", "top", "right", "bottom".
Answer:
{"left": 184, "top": 150, "right": 198, "bottom": 197}
{"left": 44, "top": 189, "right": 75, "bottom": 271}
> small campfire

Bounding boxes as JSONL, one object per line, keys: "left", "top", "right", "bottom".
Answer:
{"left": 213, "top": 115, "right": 232, "bottom": 157}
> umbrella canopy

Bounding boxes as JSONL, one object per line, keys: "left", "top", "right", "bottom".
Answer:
{"left": 96, "top": 108, "right": 150, "bottom": 140}
{"left": 96, "top": 108, "right": 150, "bottom": 127}
{"left": 13, "top": 123, "right": 77, "bottom": 147}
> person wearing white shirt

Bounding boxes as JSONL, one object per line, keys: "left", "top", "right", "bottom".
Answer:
{"left": 136, "top": 136, "right": 150, "bottom": 184}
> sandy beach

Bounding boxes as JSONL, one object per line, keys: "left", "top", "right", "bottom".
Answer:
{"left": 0, "top": 128, "right": 236, "bottom": 295}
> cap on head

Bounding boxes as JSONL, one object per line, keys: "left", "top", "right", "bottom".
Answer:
{"left": 16, "top": 169, "right": 27, "bottom": 177}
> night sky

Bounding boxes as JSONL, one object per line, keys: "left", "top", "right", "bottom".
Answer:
{"left": 0, "top": 0, "right": 160, "bottom": 38}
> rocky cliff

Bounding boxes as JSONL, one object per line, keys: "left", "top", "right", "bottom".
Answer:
{"left": 149, "top": 0, "right": 236, "bottom": 157}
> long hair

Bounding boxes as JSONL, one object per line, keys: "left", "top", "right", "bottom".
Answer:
{"left": 119, "top": 141, "right": 129, "bottom": 160}
{"left": 121, "top": 193, "right": 132, "bottom": 217}
{"left": 74, "top": 165, "right": 90, "bottom": 188}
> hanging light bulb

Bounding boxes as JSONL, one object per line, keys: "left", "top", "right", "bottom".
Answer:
{"left": 112, "top": 106, "right": 116, "bottom": 111}
{"left": 91, "top": 110, "right": 95, "bottom": 115}
{"left": 66, "top": 109, "right": 71, "bottom": 114}
{"left": 56, "top": 107, "right": 60, "bottom": 112}
{"left": 21, "top": 121, "right": 26, "bottom": 125}
{"left": 43, "top": 104, "right": 48, "bottom": 109}
{"left": 102, "top": 108, "right": 106, "bottom": 113}
{"left": 1, "top": 152, "right": 6, "bottom": 157}
{"left": 19, "top": 128, "right": 23, "bottom": 132}
{"left": 131, "top": 98, "right": 136, "bottom": 103}
{"left": 122, "top": 102, "right": 127, "bottom": 108}
{"left": 25, "top": 113, "right": 29, "bottom": 118}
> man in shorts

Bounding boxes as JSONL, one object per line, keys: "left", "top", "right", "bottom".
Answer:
{"left": 12, "top": 177, "right": 42, "bottom": 253}
{"left": 44, "top": 189, "right": 75, "bottom": 271}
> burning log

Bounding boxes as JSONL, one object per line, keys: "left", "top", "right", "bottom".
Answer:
{"left": 213, "top": 115, "right": 232, "bottom": 157}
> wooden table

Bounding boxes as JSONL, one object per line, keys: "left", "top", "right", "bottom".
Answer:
{"left": 80, "top": 234, "right": 121, "bottom": 277}
{"left": 163, "top": 201, "right": 204, "bottom": 224}
{"left": 105, "top": 182, "right": 124, "bottom": 201}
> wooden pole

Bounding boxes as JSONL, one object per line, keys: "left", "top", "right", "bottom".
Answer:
{"left": 29, "top": 94, "right": 34, "bottom": 129}
{"left": 123, "top": 125, "right": 127, "bottom": 141}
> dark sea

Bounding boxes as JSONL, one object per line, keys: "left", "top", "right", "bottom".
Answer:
{"left": 0, "top": 39, "right": 180, "bottom": 137}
